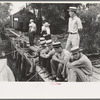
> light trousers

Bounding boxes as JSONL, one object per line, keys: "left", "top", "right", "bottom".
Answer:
{"left": 65, "top": 33, "right": 80, "bottom": 51}
{"left": 68, "top": 68, "right": 90, "bottom": 82}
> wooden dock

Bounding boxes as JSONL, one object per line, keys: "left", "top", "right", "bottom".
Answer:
{"left": 5, "top": 28, "right": 100, "bottom": 82}
{"left": 5, "top": 28, "right": 54, "bottom": 82}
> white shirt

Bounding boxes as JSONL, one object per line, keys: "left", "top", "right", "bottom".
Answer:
{"left": 41, "top": 25, "right": 50, "bottom": 35}
{"left": 55, "top": 49, "right": 71, "bottom": 62}
{"left": 46, "top": 27, "right": 50, "bottom": 34}
{"left": 68, "top": 16, "right": 83, "bottom": 33}
{"left": 42, "top": 25, "right": 46, "bottom": 31}
{"left": 29, "top": 22, "right": 36, "bottom": 32}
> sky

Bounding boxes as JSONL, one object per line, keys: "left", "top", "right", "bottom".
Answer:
{"left": 10, "top": 2, "right": 27, "bottom": 15}
{"left": 10, "top": 2, "right": 87, "bottom": 15}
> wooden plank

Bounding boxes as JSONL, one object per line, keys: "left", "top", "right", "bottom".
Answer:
{"left": 94, "top": 64, "right": 100, "bottom": 68}
{"left": 90, "top": 76, "right": 100, "bottom": 82}
{"left": 9, "top": 29, "right": 29, "bottom": 44}
{"left": 93, "top": 67, "right": 100, "bottom": 74}
{"left": 9, "top": 29, "right": 20, "bottom": 37}
{"left": 36, "top": 66, "right": 54, "bottom": 82}
{"left": 92, "top": 72, "right": 100, "bottom": 80}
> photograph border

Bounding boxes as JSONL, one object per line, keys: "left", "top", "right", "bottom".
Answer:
{"left": 0, "top": 0, "right": 100, "bottom": 99}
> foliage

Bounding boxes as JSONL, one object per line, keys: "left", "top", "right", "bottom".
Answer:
{"left": 28, "top": 3, "right": 81, "bottom": 35}
{"left": 0, "top": 3, "right": 12, "bottom": 22}
{"left": 0, "top": 3, "right": 12, "bottom": 41}
{"left": 78, "top": 4, "right": 100, "bottom": 53}
{"left": 28, "top": 3, "right": 100, "bottom": 53}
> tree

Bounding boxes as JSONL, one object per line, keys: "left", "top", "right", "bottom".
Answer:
{"left": 0, "top": 3, "right": 12, "bottom": 42}
{"left": 78, "top": 3, "right": 100, "bottom": 53}
{"left": 28, "top": 3, "right": 82, "bottom": 35}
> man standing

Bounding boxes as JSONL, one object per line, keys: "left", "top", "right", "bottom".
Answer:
{"left": 50, "top": 42, "right": 71, "bottom": 81}
{"left": 29, "top": 19, "right": 37, "bottom": 46}
{"left": 67, "top": 46, "right": 93, "bottom": 82}
{"left": 65, "top": 7, "right": 83, "bottom": 51}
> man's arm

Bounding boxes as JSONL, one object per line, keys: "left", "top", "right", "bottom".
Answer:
{"left": 77, "top": 18, "right": 83, "bottom": 33}
{"left": 41, "top": 49, "right": 55, "bottom": 58}
{"left": 68, "top": 59, "right": 84, "bottom": 69}
{"left": 52, "top": 54, "right": 65, "bottom": 64}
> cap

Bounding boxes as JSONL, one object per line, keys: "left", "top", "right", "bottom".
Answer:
{"left": 67, "top": 7, "right": 77, "bottom": 12}
{"left": 52, "top": 42, "right": 61, "bottom": 48}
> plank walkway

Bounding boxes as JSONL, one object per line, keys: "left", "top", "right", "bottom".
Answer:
{"left": 6, "top": 28, "right": 100, "bottom": 82}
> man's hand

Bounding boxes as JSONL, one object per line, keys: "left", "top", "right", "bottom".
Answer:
{"left": 52, "top": 55, "right": 58, "bottom": 61}
{"left": 67, "top": 62, "right": 73, "bottom": 69}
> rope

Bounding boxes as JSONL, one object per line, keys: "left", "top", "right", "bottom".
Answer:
{"left": 27, "top": 69, "right": 42, "bottom": 82}
{"left": 0, "top": 50, "right": 17, "bottom": 58}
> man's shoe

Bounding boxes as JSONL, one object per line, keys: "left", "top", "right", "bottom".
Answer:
{"left": 50, "top": 77, "right": 56, "bottom": 80}
{"left": 56, "top": 77, "right": 64, "bottom": 82}
{"left": 65, "top": 78, "right": 68, "bottom": 82}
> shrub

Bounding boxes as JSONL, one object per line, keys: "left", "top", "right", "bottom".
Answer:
{"left": 78, "top": 4, "right": 100, "bottom": 54}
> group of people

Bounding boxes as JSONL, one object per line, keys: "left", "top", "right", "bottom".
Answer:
{"left": 29, "top": 6, "right": 93, "bottom": 82}
{"left": 28, "top": 19, "right": 51, "bottom": 46}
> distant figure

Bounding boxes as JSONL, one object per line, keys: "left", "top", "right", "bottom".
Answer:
{"left": 66, "top": 46, "right": 93, "bottom": 82}
{"left": 65, "top": 7, "right": 83, "bottom": 51}
{"left": 41, "top": 22, "right": 51, "bottom": 40}
{"left": 29, "top": 19, "right": 37, "bottom": 46}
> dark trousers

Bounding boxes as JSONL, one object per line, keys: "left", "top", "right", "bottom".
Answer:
{"left": 29, "top": 31, "right": 35, "bottom": 46}
{"left": 40, "top": 56, "right": 52, "bottom": 74}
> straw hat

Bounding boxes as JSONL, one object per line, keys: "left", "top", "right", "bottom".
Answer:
{"left": 44, "top": 22, "right": 50, "bottom": 27}
{"left": 71, "top": 46, "right": 82, "bottom": 54}
{"left": 52, "top": 42, "right": 61, "bottom": 48}
{"left": 67, "top": 7, "right": 77, "bottom": 12}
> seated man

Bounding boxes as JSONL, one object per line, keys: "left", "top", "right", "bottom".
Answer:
{"left": 67, "top": 46, "right": 93, "bottom": 82}
{"left": 50, "top": 42, "right": 71, "bottom": 81}
{"left": 40, "top": 39, "right": 55, "bottom": 75}
{"left": 26, "top": 38, "right": 48, "bottom": 76}
{"left": 39, "top": 39, "right": 48, "bottom": 66}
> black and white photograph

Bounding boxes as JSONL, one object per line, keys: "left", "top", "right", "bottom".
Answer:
{"left": 0, "top": 1, "right": 100, "bottom": 82}
{"left": 1, "top": 1, "right": 100, "bottom": 99}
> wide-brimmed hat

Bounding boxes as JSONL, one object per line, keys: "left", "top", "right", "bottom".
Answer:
{"left": 44, "top": 22, "right": 50, "bottom": 27}
{"left": 67, "top": 7, "right": 77, "bottom": 12}
{"left": 52, "top": 42, "right": 61, "bottom": 48}
{"left": 71, "top": 46, "right": 83, "bottom": 54}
